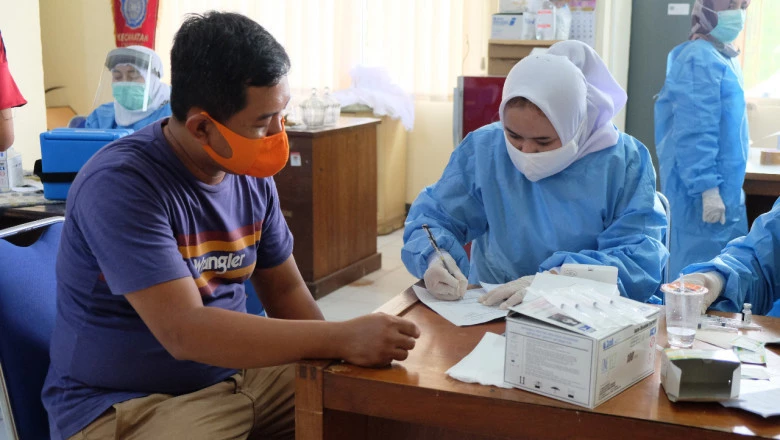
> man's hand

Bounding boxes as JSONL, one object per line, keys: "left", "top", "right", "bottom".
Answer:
{"left": 338, "top": 313, "right": 421, "bottom": 367}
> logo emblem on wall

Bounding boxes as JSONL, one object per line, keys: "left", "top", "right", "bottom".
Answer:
{"left": 121, "top": 0, "right": 147, "bottom": 29}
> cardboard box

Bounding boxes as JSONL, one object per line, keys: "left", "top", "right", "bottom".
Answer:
{"left": 499, "top": 0, "right": 528, "bottom": 13}
{"left": 491, "top": 14, "right": 526, "bottom": 40}
{"left": 660, "top": 349, "right": 740, "bottom": 402}
{"left": 0, "top": 148, "right": 23, "bottom": 192}
{"left": 504, "top": 307, "right": 660, "bottom": 408}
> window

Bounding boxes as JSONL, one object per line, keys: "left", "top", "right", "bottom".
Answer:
{"left": 740, "top": 0, "right": 780, "bottom": 98}
{"left": 155, "top": 1, "right": 487, "bottom": 101}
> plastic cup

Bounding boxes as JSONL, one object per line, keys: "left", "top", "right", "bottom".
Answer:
{"left": 661, "top": 281, "right": 707, "bottom": 349}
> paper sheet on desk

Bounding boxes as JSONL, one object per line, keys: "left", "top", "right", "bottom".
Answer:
{"left": 412, "top": 286, "right": 507, "bottom": 327}
{"left": 446, "top": 332, "right": 512, "bottom": 389}
{"left": 721, "top": 377, "right": 780, "bottom": 418}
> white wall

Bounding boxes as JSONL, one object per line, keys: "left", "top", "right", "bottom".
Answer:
{"left": 0, "top": 0, "right": 47, "bottom": 168}
{"left": 40, "top": 0, "right": 116, "bottom": 116}
{"left": 747, "top": 98, "right": 780, "bottom": 149}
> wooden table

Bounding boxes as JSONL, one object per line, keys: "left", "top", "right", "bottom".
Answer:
{"left": 275, "top": 117, "right": 382, "bottom": 299}
{"left": 0, "top": 203, "right": 65, "bottom": 230}
{"left": 745, "top": 148, "right": 780, "bottom": 225}
{"left": 745, "top": 148, "right": 780, "bottom": 197}
{"left": 296, "top": 287, "right": 780, "bottom": 439}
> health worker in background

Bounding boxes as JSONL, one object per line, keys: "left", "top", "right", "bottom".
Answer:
{"left": 401, "top": 40, "right": 668, "bottom": 309}
{"left": 679, "top": 196, "right": 780, "bottom": 317}
{"left": 655, "top": 0, "right": 751, "bottom": 278}
{"left": 85, "top": 45, "right": 172, "bottom": 130}
{"left": 0, "top": 29, "right": 26, "bottom": 151}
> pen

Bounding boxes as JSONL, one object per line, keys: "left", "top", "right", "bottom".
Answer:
{"left": 421, "top": 224, "right": 456, "bottom": 277}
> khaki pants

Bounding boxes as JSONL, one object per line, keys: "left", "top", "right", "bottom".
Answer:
{"left": 69, "top": 365, "right": 295, "bottom": 440}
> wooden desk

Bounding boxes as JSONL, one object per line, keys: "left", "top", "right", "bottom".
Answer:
{"left": 296, "top": 288, "right": 780, "bottom": 439}
{"left": 745, "top": 148, "right": 780, "bottom": 197}
{"left": 275, "top": 118, "right": 382, "bottom": 299}
{"left": 0, "top": 203, "right": 65, "bottom": 230}
{"left": 744, "top": 148, "right": 780, "bottom": 226}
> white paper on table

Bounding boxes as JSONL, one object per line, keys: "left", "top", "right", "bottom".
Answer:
{"left": 731, "top": 336, "right": 766, "bottom": 352}
{"left": 721, "top": 377, "right": 780, "bottom": 417}
{"left": 412, "top": 285, "right": 508, "bottom": 327}
{"left": 446, "top": 332, "right": 512, "bottom": 389}
{"left": 695, "top": 330, "right": 740, "bottom": 349}
{"left": 741, "top": 365, "right": 771, "bottom": 381}
{"left": 480, "top": 282, "right": 501, "bottom": 292}
{"left": 524, "top": 271, "right": 619, "bottom": 302}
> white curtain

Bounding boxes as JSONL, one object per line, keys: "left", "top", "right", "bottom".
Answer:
{"left": 740, "top": 0, "right": 780, "bottom": 97}
{"left": 155, "top": 0, "right": 469, "bottom": 101}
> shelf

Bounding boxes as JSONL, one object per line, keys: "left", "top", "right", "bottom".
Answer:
{"left": 488, "top": 39, "right": 561, "bottom": 46}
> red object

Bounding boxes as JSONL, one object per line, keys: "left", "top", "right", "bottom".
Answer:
{"left": 112, "top": 0, "right": 159, "bottom": 49}
{"left": 0, "top": 32, "right": 26, "bottom": 109}
{"left": 460, "top": 76, "right": 506, "bottom": 141}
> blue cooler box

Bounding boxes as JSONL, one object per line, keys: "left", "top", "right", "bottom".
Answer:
{"left": 38, "top": 128, "right": 132, "bottom": 200}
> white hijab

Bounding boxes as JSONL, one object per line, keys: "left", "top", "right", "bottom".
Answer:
{"left": 113, "top": 45, "right": 171, "bottom": 126}
{"left": 499, "top": 41, "right": 626, "bottom": 163}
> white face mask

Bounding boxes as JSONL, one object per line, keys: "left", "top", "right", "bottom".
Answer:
{"left": 504, "top": 122, "right": 584, "bottom": 182}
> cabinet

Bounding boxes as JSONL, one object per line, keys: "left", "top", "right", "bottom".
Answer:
{"left": 341, "top": 106, "right": 408, "bottom": 235}
{"left": 275, "top": 118, "right": 382, "bottom": 299}
{"left": 487, "top": 39, "right": 560, "bottom": 75}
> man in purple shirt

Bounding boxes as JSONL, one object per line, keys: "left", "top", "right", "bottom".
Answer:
{"left": 42, "top": 12, "right": 420, "bottom": 440}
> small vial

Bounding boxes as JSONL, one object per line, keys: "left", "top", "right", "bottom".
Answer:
{"left": 742, "top": 303, "right": 753, "bottom": 324}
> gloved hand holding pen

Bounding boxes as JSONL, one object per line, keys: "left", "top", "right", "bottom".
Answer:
{"left": 423, "top": 251, "right": 468, "bottom": 300}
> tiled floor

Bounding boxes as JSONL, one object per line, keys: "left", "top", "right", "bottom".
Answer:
{"left": 316, "top": 228, "right": 418, "bottom": 321}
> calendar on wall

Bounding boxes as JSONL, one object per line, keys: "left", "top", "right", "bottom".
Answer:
{"left": 568, "top": 0, "right": 597, "bottom": 48}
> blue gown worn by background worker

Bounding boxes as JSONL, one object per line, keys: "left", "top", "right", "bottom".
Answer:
{"left": 401, "top": 123, "right": 668, "bottom": 303}
{"left": 655, "top": 40, "right": 749, "bottom": 278}
{"left": 685, "top": 197, "right": 780, "bottom": 316}
{"left": 85, "top": 102, "right": 172, "bottom": 131}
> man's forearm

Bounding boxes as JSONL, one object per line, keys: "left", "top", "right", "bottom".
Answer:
{"left": 169, "top": 307, "right": 342, "bottom": 368}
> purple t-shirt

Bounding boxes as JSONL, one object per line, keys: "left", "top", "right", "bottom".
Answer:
{"left": 41, "top": 120, "right": 293, "bottom": 439}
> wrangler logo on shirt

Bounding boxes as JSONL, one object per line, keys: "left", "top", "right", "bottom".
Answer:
{"left": 176, "top": 221, "right": 262, "bottom": 296}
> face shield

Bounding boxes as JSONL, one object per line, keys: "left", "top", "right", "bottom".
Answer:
{"left": 92, "top": 47, "right": 155, "bottom": 113}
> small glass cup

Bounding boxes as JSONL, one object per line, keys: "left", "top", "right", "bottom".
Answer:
{"left": 662, "top": 281, "right": 707, "bottom": 349}
{"left": 299, "top": 88, "right": 325, "bottom": 128}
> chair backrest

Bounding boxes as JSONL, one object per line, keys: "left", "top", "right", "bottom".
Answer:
{"left": 0, "top": 217, "right": 64, "bottom": 440}
{"left": 656, "top": 191, "right": 672, "bottom": 284}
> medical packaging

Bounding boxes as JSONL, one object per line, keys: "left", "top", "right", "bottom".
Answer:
{"left": 38, "top": 128, "right": 132, "bottom": 200}
{"left": 504, "top": 273, "right": 660, "bottom": 408}
{"left": 491, "top": 14, "right": 527, "bottom": 40}
{"left": 660, "top": 349, "right": 740, "bottom": 402}
{"left": 499, "top": 0, "right": 527, "bottom": 13}
{"left": 0, "top": 148, "right": 23, "bottom": 192}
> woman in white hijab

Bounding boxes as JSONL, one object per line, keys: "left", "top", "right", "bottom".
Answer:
{"left": 402, "top": 40, "right": 668, "bottom": 307}
{"left": 85, "top": 45, "right": 172, "bottom": 130}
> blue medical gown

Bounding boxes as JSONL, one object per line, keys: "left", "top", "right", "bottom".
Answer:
{"left": 85, "top": 102, "right": 172, "bottom": 130}
{"left": 654, "top": 40, "right": 749, "bottom": 278}
{"left": 684, "top": 197, "right": 780, "bottom": 316}
{"left": 401, "top": 122, "right": 668, "bottom": 303}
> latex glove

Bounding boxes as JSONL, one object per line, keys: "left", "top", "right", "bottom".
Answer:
{"left": 677, "top": 272, "right": 724, "bottom": 314}
{"left": 478, "top": 275, "right": 536, "bottom": 310}
{"left": 423, "top": 251, "right": 467, "bottom": 300}
{"left": 702, "top": 187, "right": 726, "bottom": 225}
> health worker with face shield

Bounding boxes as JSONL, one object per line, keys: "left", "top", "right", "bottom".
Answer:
{"left": 84, "top": 45, "right": 172, "bottom": 130}
{"left": 655, "top": 0, "right": 751, "bottom": 278}
{"left": 401, "top": 40, "right": 668, "bottom": 309}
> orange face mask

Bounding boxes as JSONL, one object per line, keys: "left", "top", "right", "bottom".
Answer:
{"left": 201, "top": 112, "right": 289, "bottom": 178}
